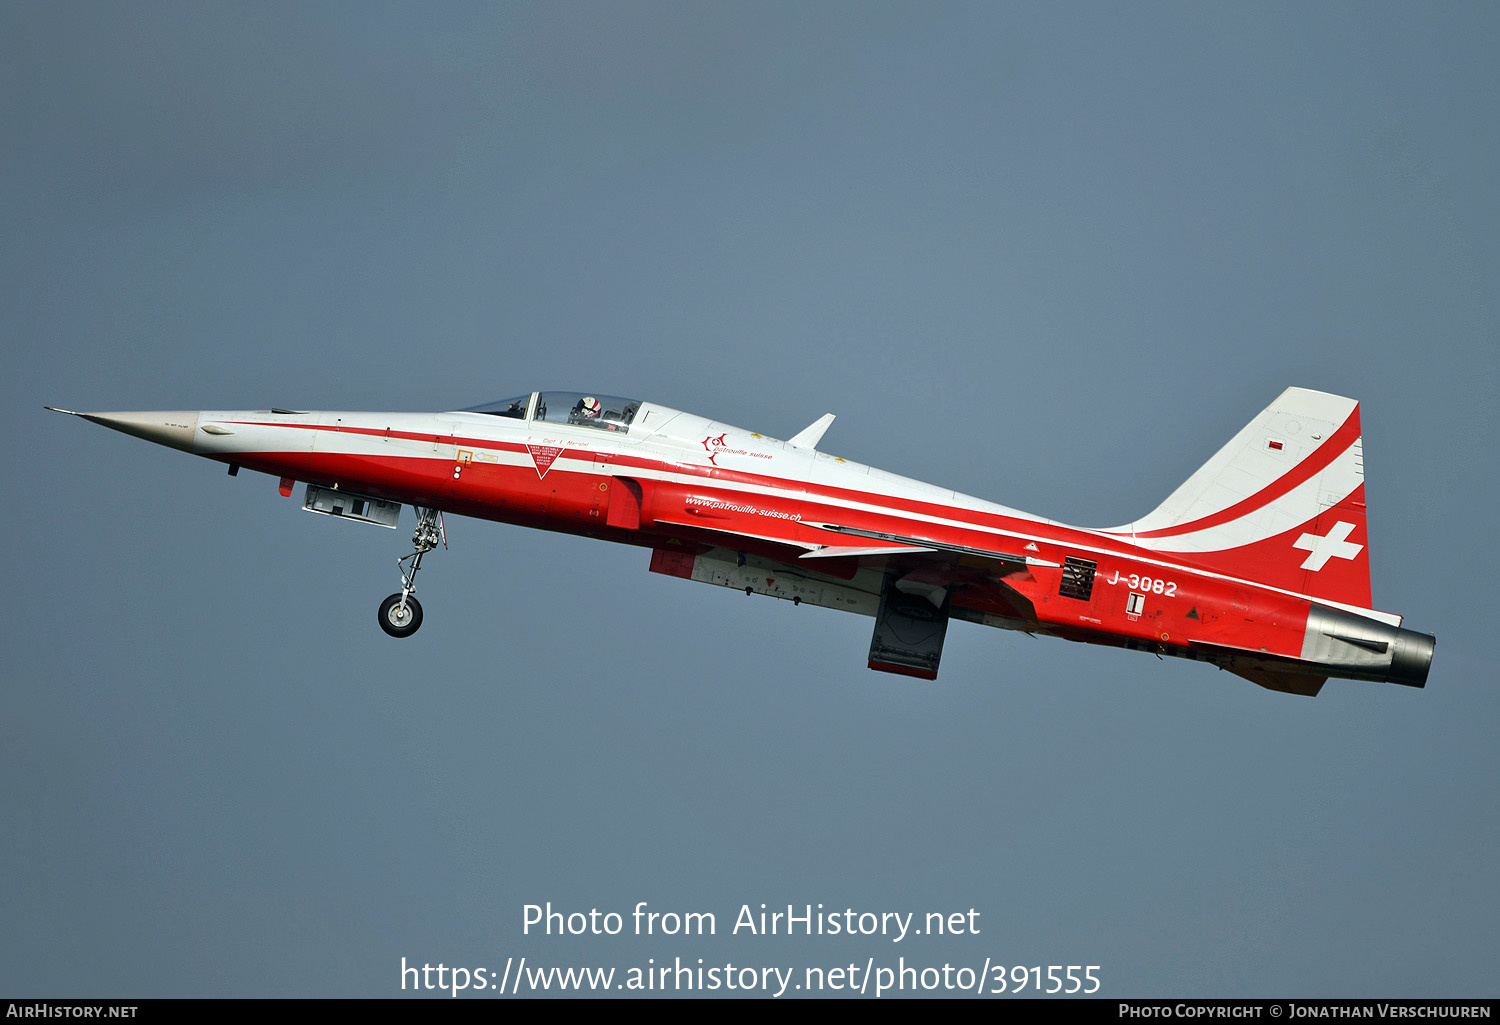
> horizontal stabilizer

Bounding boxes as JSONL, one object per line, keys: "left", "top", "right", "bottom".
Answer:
{"left": 1230, "top": 666, "right": 1327, "bottom": 698}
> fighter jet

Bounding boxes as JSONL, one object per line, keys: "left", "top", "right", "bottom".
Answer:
{"left": 48, "top": 387, "right": 1433, "bottom": 695}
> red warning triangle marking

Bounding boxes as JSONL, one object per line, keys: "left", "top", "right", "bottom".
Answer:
{"left": 527, "top": 445, "right": 566, "bottom": 478}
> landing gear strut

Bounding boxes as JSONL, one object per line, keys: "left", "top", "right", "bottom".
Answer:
{"left": 379, "top": 506, "right": 444, "bottom": 638}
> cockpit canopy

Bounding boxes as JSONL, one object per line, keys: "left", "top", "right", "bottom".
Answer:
{"left": 466, "top": 395, "right": 530, "bottom": 419}
{"left": 464, "top": 391, "right": 643, "bottom": 434}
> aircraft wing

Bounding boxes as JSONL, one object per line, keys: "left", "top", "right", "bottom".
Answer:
{"left": 806, "top": 523, "right": 1060, "bottom": 571}
{"left": 651, "top": 518, "right": 822, "bottom": 552}
{"left": 655, "top": 515, "right": 1058, "bottom": 573}
{"left": 799, "top": 544, "right": 937, "bottom": 559}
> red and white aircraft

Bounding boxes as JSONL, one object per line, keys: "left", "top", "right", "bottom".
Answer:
{"left": 49, "top": 387, "right": 1432, "bottom": 695}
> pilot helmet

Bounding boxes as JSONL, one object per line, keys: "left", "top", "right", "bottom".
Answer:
{"left": 580, "top": 397, "right": 601, "bottom": 418}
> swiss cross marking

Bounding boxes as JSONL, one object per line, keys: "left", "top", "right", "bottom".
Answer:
{"left": 1293, "top": 520, "right": 1363, "bottom": 571}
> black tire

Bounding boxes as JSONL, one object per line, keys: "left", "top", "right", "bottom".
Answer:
{"left": 378, "top": 593, "right": 423, "bottom": 638}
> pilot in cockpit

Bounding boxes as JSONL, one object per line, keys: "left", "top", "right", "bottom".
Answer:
{"left": 571, "top": 396, "right": 602, "bottom": 423}
{"left": 570, "top": 396, "right": 621, "bottom": 430}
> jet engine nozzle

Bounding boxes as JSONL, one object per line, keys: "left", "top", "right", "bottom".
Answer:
{"left": 1302, "top": 604, "right": 1435, "bottom": 689}
{"left": 1386, "top": 627, "right": 1435, "bottom": 689}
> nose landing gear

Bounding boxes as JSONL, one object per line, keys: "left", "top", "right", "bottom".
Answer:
{"left": 379, "top": 506, "right": 444, "bottom": 638}
{"left": 379, "top": 592, "right": 423, "bottom": 637}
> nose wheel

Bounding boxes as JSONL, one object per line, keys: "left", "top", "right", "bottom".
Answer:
{"left": 379, "top": 506, "right": 444, "bottom": 638}
{"left": 379, "top": 593, "right": 423, "bottom": 637}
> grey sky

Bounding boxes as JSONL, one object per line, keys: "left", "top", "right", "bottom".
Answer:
{"left": 3, "top": 2, "right": 1496, "bottom": 997}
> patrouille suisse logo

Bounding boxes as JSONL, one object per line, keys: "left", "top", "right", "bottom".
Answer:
{"left": 701, "top": 433, "right": 772, "bottom": 466}
{"left": 702, "top": 433, "right": 728, "bottom": 465}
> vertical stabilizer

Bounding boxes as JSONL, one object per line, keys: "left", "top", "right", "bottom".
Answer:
{"left": 1106, "top": 388, "right": 1373, "bottom": 609}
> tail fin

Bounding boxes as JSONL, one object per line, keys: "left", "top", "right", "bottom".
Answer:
{"left": 1106, "top": 387, "right": 1373, "bottom": 609}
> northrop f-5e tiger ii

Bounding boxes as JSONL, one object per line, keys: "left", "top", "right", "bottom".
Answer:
{"left": 49, "top": 387, "right": 1433, "bottom": 696}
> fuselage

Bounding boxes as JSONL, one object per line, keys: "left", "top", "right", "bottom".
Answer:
{"left": 55, "top": 389, "right": 1434, "bottom": 693}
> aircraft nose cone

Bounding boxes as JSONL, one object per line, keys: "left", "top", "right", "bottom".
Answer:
{"left": 80, "top": 411, "right": 201, "bottom": 452}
